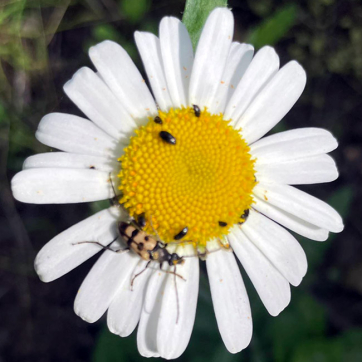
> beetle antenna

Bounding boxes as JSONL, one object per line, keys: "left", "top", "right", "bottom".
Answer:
{"left": 174, "top": 265, "right": 180, "bottom": 324}
{"left": 72, "top": 236, "right": 129, "bottom": 254}
{"left": 168, "top": 239, "right": 194, "bottom": 246}
{"left": 108, "top": 172, "right": 119, "bottom": 203}
{"left": 149, "top": 215, "right": 162, "bottom": 243}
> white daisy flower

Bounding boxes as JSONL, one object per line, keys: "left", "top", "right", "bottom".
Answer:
{"left": 11, "top": 7, "right": 343, "bottom": 359}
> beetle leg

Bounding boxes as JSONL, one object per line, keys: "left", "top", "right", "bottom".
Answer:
{"left": 131, "top": 260, "right": 151, "bottom": 290}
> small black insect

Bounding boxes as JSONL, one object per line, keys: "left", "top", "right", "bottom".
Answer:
{"left": 174, "top": 226, "right": 188, "bottom": 240}
{"left": 239, "top": 209, "right": 250, "bottom": 224}
{"left": 137, "top": 213, "right": 146, "bottom": 228}
{"left": 193, "top": 104, "right": 201, "bottom": 117}
{"left": 218, "top": 221, "right": 227, "bottom": 227}
{"left": 241, "top": 209, "right": 250, "bottom": 219}
{"left": 159, "top": 131, "right": 176, "bottom": 145}
{"left": 154, "top": 116, "right": 163, "bottom": 124}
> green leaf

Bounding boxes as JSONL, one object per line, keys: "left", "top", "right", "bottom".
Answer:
{"left": 248, "top": 4, "right": 297, "bottom": 49}
{"left": 92, "top": 24, "right": 122, "bottom": 43}
{"left": 297, "top": 294, "right": 326, "bottom": 336}
{"left": 291, "top": 338, "right": 343, "bottom": 362}
{"left": 0, "top": 0, "right": 26, "bottom": 25}
{"left": 267, "top": 293, "right": 326, "bottom": 362}
{"left": 93, "top": 327, "right": 126, "bottom": 362}
{"left": 209, "top": 345, "right": 240, "bottom": 362}
{"left": 182, "top": 0, "right": 228, "bottom": 50}
{"left": 290, "top": 328, "right": 362, "bottom": 362}
{"left": 120, "top": 0, "right": 150, "bottom": 24}
{"left": 90, "top": 200, "right": 112, "bottom": 215}
{"left": 341, "top": 329, "right": 362, "bottom": 362}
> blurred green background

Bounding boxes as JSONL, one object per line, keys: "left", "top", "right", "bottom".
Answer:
{"left": 1, "top": 0, "right": 362, "bottom": 361}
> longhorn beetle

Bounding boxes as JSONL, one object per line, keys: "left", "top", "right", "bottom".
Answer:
{"left": 73, "top": 218, "right": 186, "bottom": 323}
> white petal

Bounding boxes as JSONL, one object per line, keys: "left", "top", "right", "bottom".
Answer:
{"left": 240, "top": 61, "right": 307, "bottom": 144}
{"left": 250, "top": 128, "right": 338, "bottom": 162}
{"left": 11, "top": 168, "right": 113, "bottom": 204}
{"left": 242, "top": 210, "right": 307, "bottom": 286}
{"left": 23, "top": 152, "right": 118, "bottom": 173}
{"left": 35, "top": 113, "right": 122, "bottom": 159}
{"left": 107, "top": 261, "right": 151, "bottom": 337}
{"left": 189, "top": 8, "right": 233, "bottom": 109}
{"left": 137, "top": 268, "right": 166, "bottom": 358}
{"left": 157, "top": 245, "right": 199, "bottom": 359}
{"left": 89, "top": 40, "right": 157, "bottom": 124}
{"left": 210, "top": 42, "right": 254, "bottom": 114}
{"left": 253, "top": 182, "right": 344, "bottom": 233}
{"left": 34, "top": 206, "right": 125, "bottom": 282}
{"left": 64, "top": 67, "right": 136, "bottom": 137}
{"left": 159, "top": 17, "right": 194, "bottom": 108}
{"left": 134, "top": 32, "right": 173, "bottom": 111}
{"left": 225, "top": 46, "right": 279, "bottom": 124}
{"left": 229, "top": 227, "right": 291, "bottom": 316}
{"left": 74, "top": 250, "right": 139, "bottom": 323}
{"left": 255, "top": 154, "right": 338, "bottom": 185}
{"left": 252, "top": 196, "right": 329, "bottom": 241}
{"left": 206, "top": 249, "right": 252, "bottom": 353}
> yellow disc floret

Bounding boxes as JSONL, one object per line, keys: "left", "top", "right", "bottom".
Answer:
{"left": 118, "top": 107, "right": 256, "bottom": 247}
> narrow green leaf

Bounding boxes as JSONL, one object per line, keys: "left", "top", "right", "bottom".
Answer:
{"left": 182, "top": 0, "right": 228, "bottom": 50}
{"left": 0, "top": 0, "right": 26, "bottom": 25}
{"left": 248, "top": 4, "right": 297, "bottom": 49}
{"left": 90, "top": 200, "right": 112, "bottom": 215}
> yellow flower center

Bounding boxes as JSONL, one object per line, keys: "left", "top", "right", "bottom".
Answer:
{"left": 118, "top": 107, "right": 256, "bottom": 248}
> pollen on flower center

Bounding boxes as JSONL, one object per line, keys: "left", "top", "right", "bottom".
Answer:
{"left": 118, "top": 107, "right": 256, "bottom": 247}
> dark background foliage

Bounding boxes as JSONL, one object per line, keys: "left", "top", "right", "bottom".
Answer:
{"left": 1, "top": 0, "right": 362, "bottom": 361}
